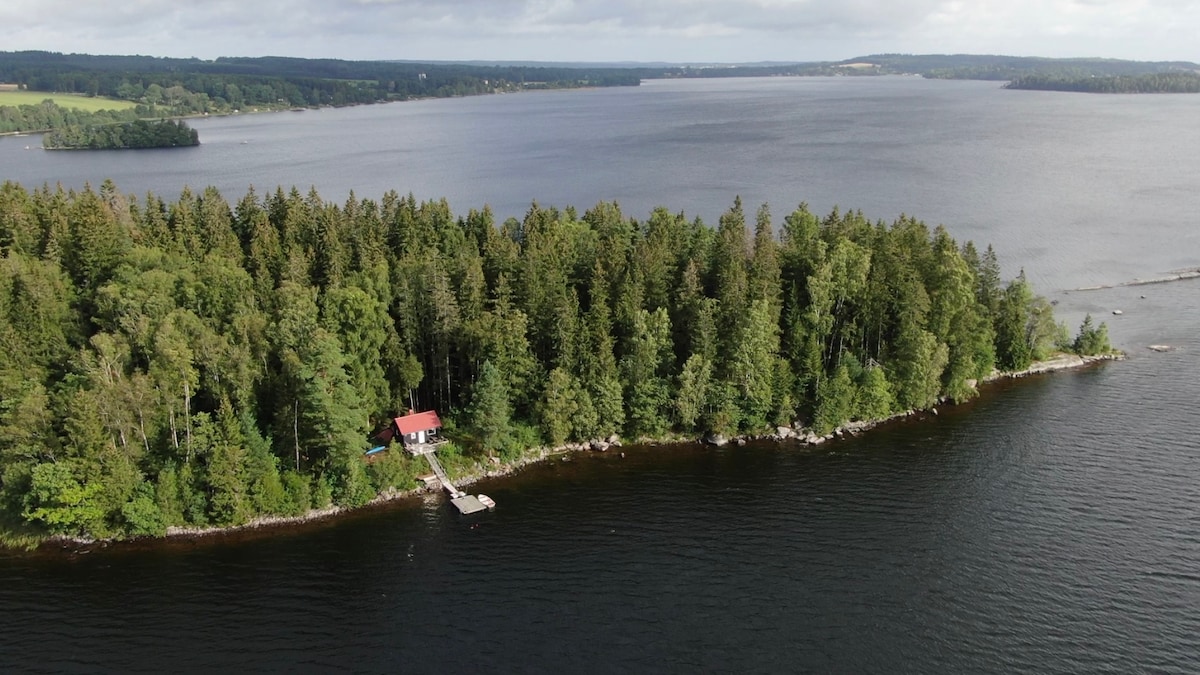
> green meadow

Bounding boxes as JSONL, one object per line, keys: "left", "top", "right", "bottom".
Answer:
{"left": 0, "top": 90, "right": 137, "bottom": 112}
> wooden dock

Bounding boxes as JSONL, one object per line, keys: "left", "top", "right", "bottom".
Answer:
{"left": 411, "top": 442, "right": 494, "bottom": 514}
{"left": 450, "top": 494, "right": 489, "bottom": 514}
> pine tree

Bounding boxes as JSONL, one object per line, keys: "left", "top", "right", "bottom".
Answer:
{"left": 995, "top": 274, "right": 1034, "bottom": 371}
{"left": 322, "top": 284, "right": 391, "bottom": 421}
{"left": 204, "top": 400, "right": 250, "bottom": 526}
{"left": 467, "top": 360, "right": 513, "bottom": 456}
{"left": 891, "top": 327, "right": 949, "bottom": 411}
{"left": 1072, "top": 314, "right": 1111, "bottom": 355}
{"left": 855, "top": 365, "right": 896, "bottom": 421}
{"left": 675, "top": 354, "right": 713, "bottom": 432}
{"left": 814, "top": 363, "right": 856, "bottom": 434}
{"left": 712, "top": 197, "right": 749, "bottom": 375}
{"left": 729, "top": 299, "right": 779, "bottom": 431}
{"left": 538, "top": 367, "right": 578, "bottom": 446}
{"left": 621, "top": 308, "right": 672, "bottom": 438}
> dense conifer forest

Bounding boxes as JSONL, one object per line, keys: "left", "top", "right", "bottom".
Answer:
{"left": 0, "top": 181, "right": 1109, "bottom": 543}
{"left": 1005, "top": 72, "right": 1200, "bottom": 93}
{"left": 44, "top": 119, "right": 198, "bottom": 150}
{"left": 0, "top": 51, "right": 644, "bottom": 135}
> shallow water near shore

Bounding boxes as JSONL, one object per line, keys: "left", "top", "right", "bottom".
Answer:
{"left": 1, "top": 77, "right": 1198, "bottom": 672}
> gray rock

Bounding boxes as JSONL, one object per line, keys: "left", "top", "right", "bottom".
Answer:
{"left": 776, "top": 426, "right": 795, "bottom": 440}
{"left": 704, "top": 433, "right": 729, "bottom": 447}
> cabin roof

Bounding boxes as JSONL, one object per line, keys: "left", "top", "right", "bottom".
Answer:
{"left": 394, "top": 410, "right": 442, "bottom": 435}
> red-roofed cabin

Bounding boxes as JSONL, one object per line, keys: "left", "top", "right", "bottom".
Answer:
{"left": 377, "top": 410, "right": 443, "bottom": 450}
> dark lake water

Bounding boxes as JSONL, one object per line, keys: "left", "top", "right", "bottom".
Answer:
{"left": 1, "top": 77, "right": 1198, "bottom": 673}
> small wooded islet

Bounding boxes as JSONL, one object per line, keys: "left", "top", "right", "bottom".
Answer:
{"left": 43, "top": 119, "right": 199, "bottom": 150}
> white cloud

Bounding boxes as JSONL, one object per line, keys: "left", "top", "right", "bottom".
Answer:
{"left": 2, "top": 0, "right": 1197, "bottom": 62}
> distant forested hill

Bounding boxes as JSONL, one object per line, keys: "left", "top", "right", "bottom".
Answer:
{"left": 840, "top": 53, "right": 1200, "bottom": 80}
{"left": 647, "top": 53, "right": 1200, "bottom": 84}
{"left": 0, "top": 51, "right": 650, "bottom": 135}
{"left": 3, "top": 50, "right": 1196, "bottom": 134}
{"left": 0, "top": 51, "right": 644, "bottom": 124}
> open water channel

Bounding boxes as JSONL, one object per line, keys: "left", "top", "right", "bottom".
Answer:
{"left": 1, "top": 77, "right": 1197, "bottom": 673}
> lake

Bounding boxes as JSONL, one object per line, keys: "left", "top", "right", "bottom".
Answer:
{"left": 1, "top": 77, "right": 1197, "bottom": 673}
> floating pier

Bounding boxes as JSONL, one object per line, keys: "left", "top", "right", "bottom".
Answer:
{"left": 450, "top": 494, "right": 489, "bottom": 514}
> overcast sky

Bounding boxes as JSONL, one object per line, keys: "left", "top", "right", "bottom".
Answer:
{"left": 4, "top": 0, "right": 1198, "bottom": 63}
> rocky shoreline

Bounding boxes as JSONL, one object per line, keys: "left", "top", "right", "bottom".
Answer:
{"left": 698, "top": 352, "right": 1126, "bottom": 448}
{"left": 39, "top": 351, "right": 1122, "bottom": 552}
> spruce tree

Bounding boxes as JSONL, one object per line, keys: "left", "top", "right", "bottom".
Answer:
{"left": 467, "top": 360, "right": 513, "bottom": 456}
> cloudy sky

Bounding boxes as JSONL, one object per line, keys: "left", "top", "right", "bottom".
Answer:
{"left": 4, "top": 0, "right": 1198, "bottom": 63}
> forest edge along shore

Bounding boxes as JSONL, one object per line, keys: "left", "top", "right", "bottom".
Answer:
{"left": 39, "top": 351, "right": 1123, "bottom": 553}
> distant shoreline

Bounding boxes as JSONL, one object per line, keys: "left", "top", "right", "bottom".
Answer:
{"left": 1071, "top": 268, "right": 1200, "bottom": 292}
{"left": 0, "top": 82, "right": 606, "bottom": 140}
{"left": 30, "top": 351, "right": 1122, "bottom": 556}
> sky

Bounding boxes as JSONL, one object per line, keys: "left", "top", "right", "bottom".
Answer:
{"left": 3, "top": 0, "right": 1198, "bottom": 64}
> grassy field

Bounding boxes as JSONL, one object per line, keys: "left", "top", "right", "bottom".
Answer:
{"left": 0, "top": 90, "right": 137, "bottom": 112}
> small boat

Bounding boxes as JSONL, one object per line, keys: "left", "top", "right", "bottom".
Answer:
{"left": 477, "top": 494, "right": 496, "bottom": 509}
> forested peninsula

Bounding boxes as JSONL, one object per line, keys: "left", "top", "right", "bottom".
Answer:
{"left": 0, "top": 51, "right": 643, "bottom": 135}
{"left": 1005, "top": 72, "right": 1200, "bottom": 93}
{"left": 0, "top": 181, "right": 1112, "bottom": 547}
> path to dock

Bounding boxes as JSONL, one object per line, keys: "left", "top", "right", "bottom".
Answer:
{"left": 420, "top": 448, "right": 463, "bottom": 498}
{"left": 407, "top": 442, "right": 489, "bottom": 513}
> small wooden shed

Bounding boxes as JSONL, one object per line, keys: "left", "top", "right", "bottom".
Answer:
{"left": 376, "top": 410, "right": 443, "bottom": 450}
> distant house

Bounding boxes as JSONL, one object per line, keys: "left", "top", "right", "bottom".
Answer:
{"left": 0, "top": 83, "right": 19, "bottom": 92}
{"left": 376, "top": 410, "right": 444, "bottom": 451}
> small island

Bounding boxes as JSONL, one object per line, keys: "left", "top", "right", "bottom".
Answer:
{"left": 43, "top": 119, "right": 199, "bottom": 150}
